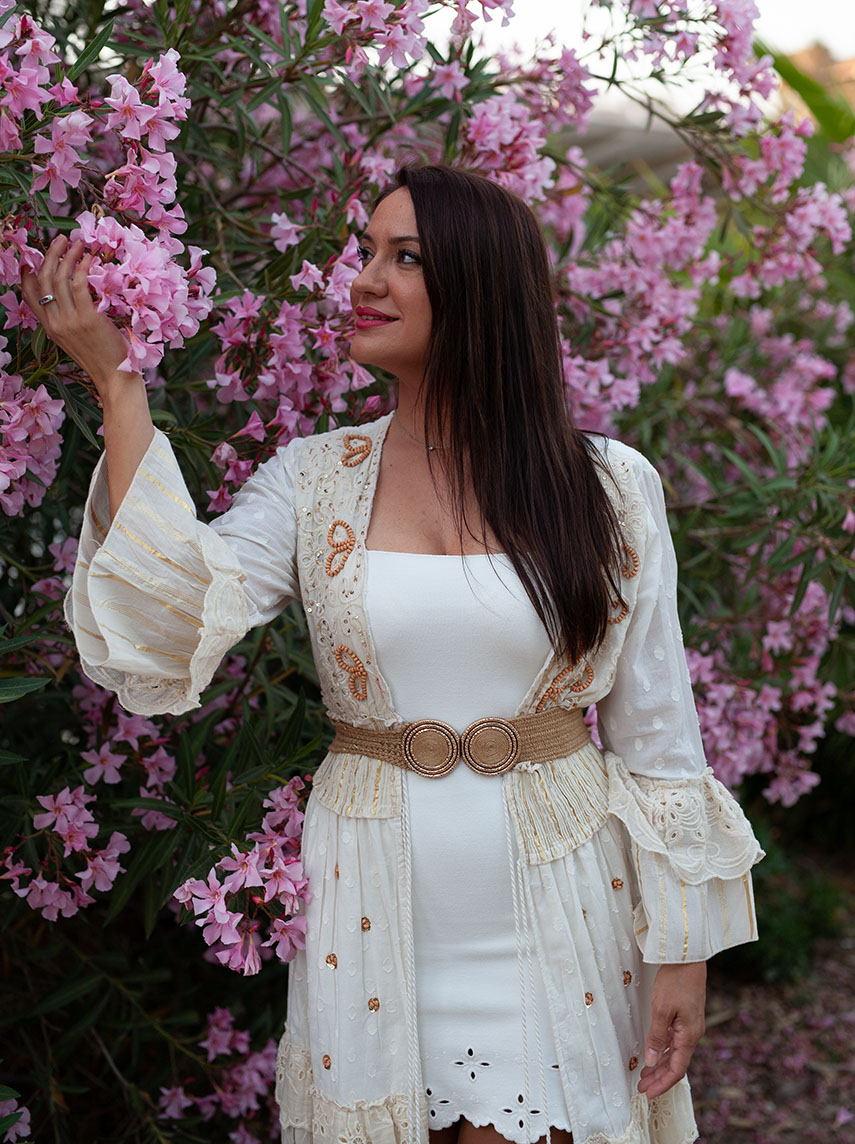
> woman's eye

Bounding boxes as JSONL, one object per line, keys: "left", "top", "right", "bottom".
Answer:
{"left": 356, "top": 245, "right": 372, "bottom": 263}
{"left": 398, "top": 249, "right": 422, "bottom": 265}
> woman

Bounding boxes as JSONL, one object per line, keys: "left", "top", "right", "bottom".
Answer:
{"left": 22, "top": 164, "right": 763, "bottom": 1144}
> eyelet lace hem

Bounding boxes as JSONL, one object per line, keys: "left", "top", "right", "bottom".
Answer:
{"left": 276, "top": 1032, "right": 697, "bottom": 1144}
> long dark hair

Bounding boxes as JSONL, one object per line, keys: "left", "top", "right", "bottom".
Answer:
{"left": 378, "top": 164, "right": 625, "bottom": 664}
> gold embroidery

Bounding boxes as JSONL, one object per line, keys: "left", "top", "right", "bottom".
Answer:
{"left": 623, "top": 970, "right": 632, "bottom": 986}
{"left": 361, "top": 916, "right": 371, "bottom": 931}
{"left": 341, "top": 433, "right": 371, "bottom": 467}
{"left": 335, "top": 644, "right": 368, "bottom": 701}
{"left": 621, "top": 545, "right": 640, "bottom": 579}
{"left": 743, "top": 874, "right": 755, "bottom": 941}
{"left": 326, "top": 953, "right": 337, "bottom": 968}
{"left": 89, "top": 502, "right": 108, "bottom": 539}
{"left": 629, "top": 1056, "right": 639, "bottom": 1071}
{"left": 95, "top": 620, "right": 193, "bottom": 663}
{"left": 585, "top": 992, "right": 594, "bottom": 1006}
{"left": 90, "top": 570, "right": 204, "bottom": 628}
{"left": 368, "top": 997, "right": 380, "bottom": 1012}
{"left": 322, "top": 1054, "right": 331, "bottom": 1070}
{"left": 334, "top": 864, "right": 340, "bottom": 879}
{"left": 325, "top": 519, "right": 356, "bottom": 577}
{"left": 138, "top": 467, "right": 194, "bottom": 515}
{"left": 612, "top": 877, "right": 624, "bottom": 890}
{"left": 113, "top": 521, "right": 211, "bottom": 585}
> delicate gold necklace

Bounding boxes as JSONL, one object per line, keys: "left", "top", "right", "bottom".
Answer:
{"left": 392, "top": 409, "right": 446, "bottom": 451}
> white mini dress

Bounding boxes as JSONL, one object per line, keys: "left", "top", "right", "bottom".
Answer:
{"left": 366, "top": 549, "right": 571, "bottom": 1141}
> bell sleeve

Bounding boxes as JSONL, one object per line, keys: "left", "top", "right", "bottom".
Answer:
{"left": 596, "top": 450, "right": 764, "bottom": 964}
{"left": 64, "top": 428, "right": 302, "bottom": 717}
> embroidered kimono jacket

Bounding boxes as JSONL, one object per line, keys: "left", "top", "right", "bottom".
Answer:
{"left": 66, "top": 413, "right": 763, "bottom": 1144}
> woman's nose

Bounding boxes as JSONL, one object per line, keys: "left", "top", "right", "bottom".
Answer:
{"left": 353, "top": 258, "right": 387, "bottom": 296}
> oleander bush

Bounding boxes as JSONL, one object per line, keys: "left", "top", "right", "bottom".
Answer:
{"left": 1, "top": 0, "right": 854, "bottom": 1139}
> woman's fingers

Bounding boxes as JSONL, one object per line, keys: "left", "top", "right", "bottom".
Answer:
{"left": 37, "top": 235, "right": 70, "bottom": 303}
{"left": 637, "top": 1025, "right": 697, "bottom": 1099}
{"left": 54, "top": 237, "right": 85, "bottom": 309}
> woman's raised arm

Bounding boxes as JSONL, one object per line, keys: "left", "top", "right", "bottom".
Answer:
{"left": 20, "top": 234, "right": 154, "bottom": 520}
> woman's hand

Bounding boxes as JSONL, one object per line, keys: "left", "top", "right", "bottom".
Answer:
{"left": 637, "top": 962, "right": 706, "bottom": 1100}
{"left": 20, "top": 234, "right": 138, "bottom": 396}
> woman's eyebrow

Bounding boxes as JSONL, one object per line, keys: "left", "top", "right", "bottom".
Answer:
{"left": 360, "top": 232, "right": 421, "bottom": 245}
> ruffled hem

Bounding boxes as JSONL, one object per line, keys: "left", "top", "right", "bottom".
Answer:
{"left": 275, "top": 1033, "right": 418, "bottom": 1144}
{"left": 605, "top": 752, "right": 764, "bottom": 885}
{"left": 275, "top": 1031, "right": 697, "bottom": 1144}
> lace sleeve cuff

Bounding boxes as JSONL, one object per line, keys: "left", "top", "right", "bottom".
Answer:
{"left": 605, "top": 752, "right": 765, "bottom": 963}
{"left": 64, "top": 430, "right": 250, "bottom": 716}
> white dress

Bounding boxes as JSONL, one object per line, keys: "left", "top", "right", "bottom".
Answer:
{"left": 366, "top": 551, "right": 569, "bottom": 1140}
{"left": 65, "top": 414, "right": 765, "bottom": 1144}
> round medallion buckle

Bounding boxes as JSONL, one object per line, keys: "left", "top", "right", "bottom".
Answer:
{"left": 401, "top": 719, "right": 459, "bottom": 778}
{"left": 461, "top": 717, "right": 520, "bottom": 776}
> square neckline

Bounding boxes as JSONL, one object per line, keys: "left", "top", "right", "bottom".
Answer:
{"left": 363, "top": 413, "right": 505, "bottom": 559}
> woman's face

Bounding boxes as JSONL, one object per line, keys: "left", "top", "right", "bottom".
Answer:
{"left": 349, "top": 187, "right": 432, "bottom": 385}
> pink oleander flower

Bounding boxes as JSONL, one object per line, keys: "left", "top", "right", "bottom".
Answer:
{"left": 215, "top": 919, "right": 263, "bottom": 975}
{"left": 0, "top": 1099, "right": 31, "bottom": 1142}
{"left": 432, "top": 60, "right": 467, "bottom": 100}
{"left": 270, "top": 210, "right": 301, "bottom": 251}
{"left": 81, "top": 742, "right": 126, "bottom": 785}
{"left": 263, "top": 913, "right": 308, "bottom": 961}
{"left": 158, "top": 1084, "right": 194, "bottom": 1119}
{"left": 289, "top": 260, "right": 325, "bottom": 292}
{"left": 76, "top": 831, "right": 130, "bottom": 892}
{"left": 104, "top": 73, "right": 159, "bottom": 141}
{"left": 218, "top": 844, "right": 265, "bottom": 894}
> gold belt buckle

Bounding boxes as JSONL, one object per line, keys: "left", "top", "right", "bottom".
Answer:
{"left": 401, "top": 719, "right": 460, "bottom": 777}
{"left": 461, "top": 717, "right": 520, "bottom": 776}
{"left": 401, "top": 716, "right": 521, "bottom": 778}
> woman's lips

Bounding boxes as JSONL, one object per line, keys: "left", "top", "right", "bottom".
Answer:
{"left": 354, "top": 313, "right": 398, "bottom": 329}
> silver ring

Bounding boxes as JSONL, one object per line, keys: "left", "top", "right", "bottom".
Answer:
{"left": 38, "top": 294, "right": 56, "bottom": 305}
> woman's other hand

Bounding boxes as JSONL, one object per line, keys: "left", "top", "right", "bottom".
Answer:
{"left": 637, "top": 962, "right": 707, "bottom": 1100}
{"left": 20, "top": 234, "right": 139, "bottom": 395}
{"left": 21, "top": 233, "right": 154, "bottom": 519}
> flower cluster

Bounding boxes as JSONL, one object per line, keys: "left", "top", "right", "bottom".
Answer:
{"left": 688, "top": 560, "right": 841, "bottom": 805}
{"left": 562, "top": 160, "right": 720, "bottom": 429}
{"left": 0, "top": 335, "right": 65, "bottom": 515}
{"left": 2, "top": 785, "right": 130, "bottom": 920}
{"left": 0, "top": 28, "right": 216, "bottom": 510}
{"left": 174, "top": 777, "right": 310, "bottom": 976}
{"left": 157, "top": 1007, "right": 278, "bottom": 1136}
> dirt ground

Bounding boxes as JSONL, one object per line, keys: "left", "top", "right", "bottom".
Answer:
{"left": 691, "top": 881, "right": 855, "bottom": 1143}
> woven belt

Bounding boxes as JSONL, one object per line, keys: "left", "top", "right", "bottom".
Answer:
{"left": 329, "top": 705, "right": 590, "bottom": 778}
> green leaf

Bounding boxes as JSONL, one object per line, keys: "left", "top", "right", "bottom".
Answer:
{"left": 150, "top": 409, "right": 178, "bottom": 424}
{"left": 0, "top": 1086, "right": 20, "bottom": 1101}
{"left": 24, "top": 973, "right": 102, "bottom": 1019}
{"left": 0, "top": 676, "right": 50, "bottom": 703}
{"left": 0, "top": 1113, "right": 22, "bottom": 1136}
{"left": 70, "top": 18, "right": 116, "bottom": 80}
{"left": 0, "top": 748, "right": 26, "bottom": 765}
{"left": 0, "top": 633, "right": 38, "bottom": 655}
{"left": 57, "top": 384, "right": 101, "bottom": 451}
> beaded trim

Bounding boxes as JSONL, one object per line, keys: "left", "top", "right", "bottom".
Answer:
{"left": 325, "top": 519, "right": 356, "bottom": 577}
{"left": 341, "top": 433, "right": 372, "bottom": 467}
{"left": 334, "top": 644, "right": 368, "bottom": 701}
